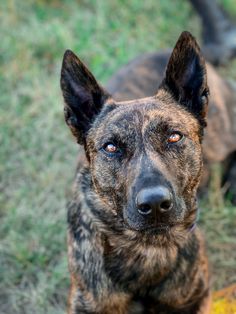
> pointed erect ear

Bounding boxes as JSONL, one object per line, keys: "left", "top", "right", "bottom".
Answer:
{"left": 60, "top": 50, "right": 111, "bottom": 144}
{"left": 162, "top": 31, "right": 209, "bottom": 126}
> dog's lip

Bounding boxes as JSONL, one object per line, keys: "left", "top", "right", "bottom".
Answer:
{"left": 142, "top": 224, "right": 172, "bottom": 233}
{"left": 124, "top": 221, "right": 174, "bottom": 233}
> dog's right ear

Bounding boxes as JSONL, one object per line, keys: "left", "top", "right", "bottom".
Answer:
{"left": 60, "top": 50, "right": 111, "bottom": 144}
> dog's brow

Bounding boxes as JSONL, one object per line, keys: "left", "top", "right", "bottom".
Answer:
{"left": 104, "top": 107, "right": 143, "bottom": 125}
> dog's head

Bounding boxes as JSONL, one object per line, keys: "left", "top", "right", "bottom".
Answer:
{"left": 61, "top": 32, "right": 209, "bottom": 240}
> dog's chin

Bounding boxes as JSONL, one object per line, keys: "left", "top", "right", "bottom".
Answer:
{"left": 123, "top": 218, "right": 197, "bottom": 240}
{"left": 124, "top": 220, "right": 173, "bottom": 235}
{"left": 141, "top": 224, "right": 171, "bottom": 235}
{"left": 122, "top": 221, "right": 196, "bottom": 247}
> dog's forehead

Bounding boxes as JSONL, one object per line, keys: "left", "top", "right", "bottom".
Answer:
{"left": 99, "top": 96, "right": 199, "bottom": 132}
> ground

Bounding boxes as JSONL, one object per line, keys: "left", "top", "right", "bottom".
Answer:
{"left": 0, "top": 1, "right": 235, "bottom": 313}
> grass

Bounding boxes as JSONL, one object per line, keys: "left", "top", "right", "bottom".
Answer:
{"left": 0, "top": 0, "right": 235, "bottom": 313}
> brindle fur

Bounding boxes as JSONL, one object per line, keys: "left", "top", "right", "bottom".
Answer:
{"left": 61, "top": 32, "right": 211, "bottom": 313}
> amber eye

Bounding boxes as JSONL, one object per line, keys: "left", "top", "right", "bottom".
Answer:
{"left": 167, "top": 132, "right": 183, "bottom": 144}
{"left": 102, "top": 143, "right": 118, "bottom": 154}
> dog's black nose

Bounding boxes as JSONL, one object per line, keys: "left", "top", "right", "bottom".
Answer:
{"left": 136, "top": 187, "right": 173, "bottom": 216}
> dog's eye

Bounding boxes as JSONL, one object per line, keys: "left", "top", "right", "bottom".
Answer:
{"left": 102, "top": 143, "right": 119, "bottom": 155}
{"left": 167, "top": 132, "right": 183, "bottom": 144}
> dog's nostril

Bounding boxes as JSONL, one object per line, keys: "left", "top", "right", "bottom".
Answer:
{"left": 160, "top": 200, "right": 172, "bottom": 212}
{"left": 137, "top": 204, "right": 152, "bottom": 215}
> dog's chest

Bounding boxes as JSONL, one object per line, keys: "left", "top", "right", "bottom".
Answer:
{"left": 102, "top": 242, "right": 201, "bottom": 314}
{"left": 103, "top": 239, "right": 178, "bottom": 293}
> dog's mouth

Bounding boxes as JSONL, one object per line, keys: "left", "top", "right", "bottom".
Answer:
{"left": 141, "top": 225, "right": 171, "bottom": 236}
{"left": 123, "top": 221, "right": 174, "bottom": 234}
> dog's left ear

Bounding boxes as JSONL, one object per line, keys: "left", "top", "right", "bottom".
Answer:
{"left": 162, "top": 31, "right": 209, "bottom": 126}
{"left": 61, "top": 50, "right": 111, "bottom": 144}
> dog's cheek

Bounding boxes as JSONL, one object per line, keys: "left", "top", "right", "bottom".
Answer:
{"left": 91, "top": 155, "right": 126, "bottom": 206}
{"left": 93, "top": 158, "right": 118, "bottom": 191}
{"left": 170, "top": 142, "right": 202, "bottom": 194}
{"left": 184, "top": 144, "right": 203, "bottom": 191}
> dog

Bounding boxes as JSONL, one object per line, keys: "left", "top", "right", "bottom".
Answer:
{"left": 60, "top": 32, "right": 211, "bottom": 313}
{"left": 106, "top": 40, "right": 236, "bottom": 202}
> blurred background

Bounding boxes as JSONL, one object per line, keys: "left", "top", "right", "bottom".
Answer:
{"left": 0, "top": 1, "right": 236, "bottom": 313}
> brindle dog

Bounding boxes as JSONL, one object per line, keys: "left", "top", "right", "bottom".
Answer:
{"left": 61, "top": 32, "right": 211, "bottom": 314}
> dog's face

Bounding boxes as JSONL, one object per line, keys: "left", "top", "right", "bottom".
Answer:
{"left": 61, "top": 32, "right": 209, "bottom": 237}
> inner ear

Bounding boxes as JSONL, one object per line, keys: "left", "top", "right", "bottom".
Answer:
{"left": 161, "top": 31, "right": 209, "bottom": 125}
{"left": 60, "top": 50, "right": 111, "bottom": 144}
